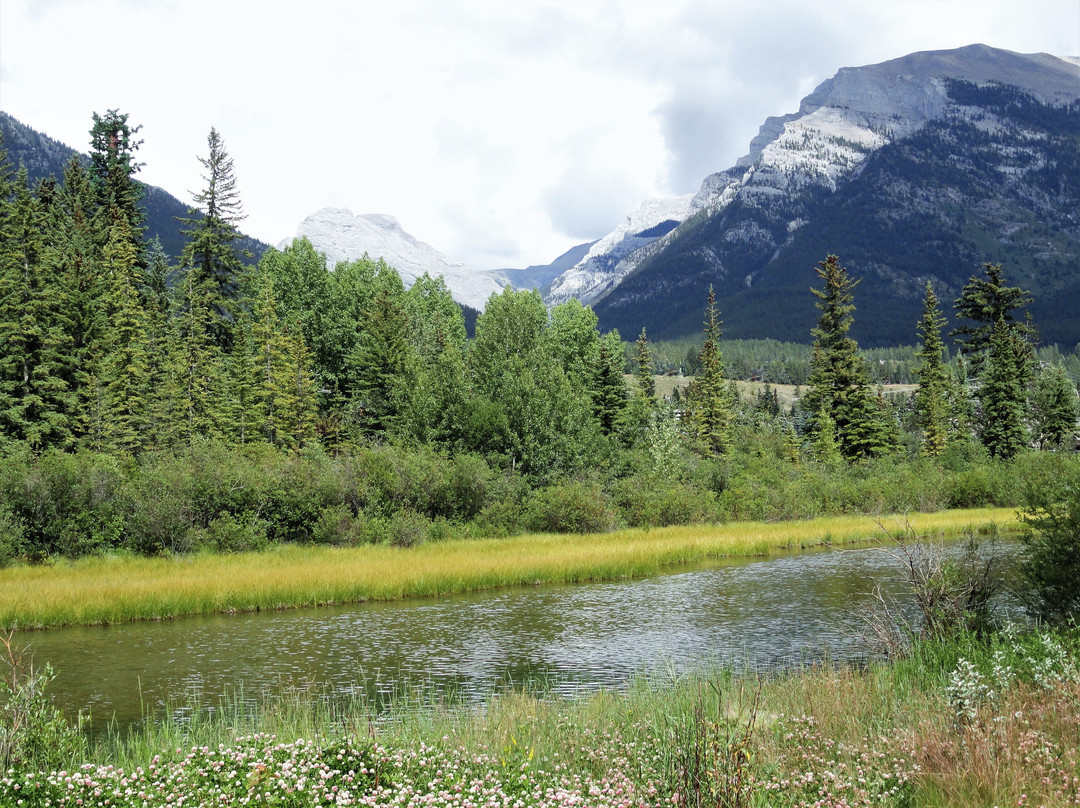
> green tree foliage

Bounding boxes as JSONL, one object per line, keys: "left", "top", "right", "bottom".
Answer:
{"left": 96, "top": 215, "right": 152, "bottom": 453}
{"left": 685, "top": 286, "right": 733, "bottom": 455}
{"left": 803, "top": 256, "right": 896, "bottom": 460}
{"left": 635, "top": 328, "right": 655, "bottom": 398}
{"left": 952, "top": 262, "right": 1034, "bottom": 371}
{"left": 346, "top": 269, "right": 413, "bottom": 437}
{"left": 0, "top": 168, "right": 72, "bottom": 449}
{"left": 979, "top": 319, "right": 1032, "bottom": 459}
{"left": 88, "top": 109, "right": 145, "bottom": 260}
{"left": 914, "top": 282, "right": 951, "bottom": 457}
{"left": 179, "top": 127, "right": 249, "bottom": 351}
{"left": 590, "top": 330, "right": 627, "bottom": 436}
{"left": 1029, "top": 364, "right": 1079, "bottom": 450}
{"left": 1018, "top": 460, "right": 1080, "bottom": 624}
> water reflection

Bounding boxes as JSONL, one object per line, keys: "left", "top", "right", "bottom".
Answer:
{"left": 21, "top": 539, "right": 1013, "bottom": 731}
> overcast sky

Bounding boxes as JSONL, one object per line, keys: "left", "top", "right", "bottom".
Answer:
{"left": 1, "top": 0, "right": 1078, "bottom": 270}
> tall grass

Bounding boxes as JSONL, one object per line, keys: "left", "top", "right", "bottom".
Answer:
{"left": 0, "top": 507, "right": 1018, "bottom": 629}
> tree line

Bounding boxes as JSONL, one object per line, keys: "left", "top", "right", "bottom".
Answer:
{"left": 0, "top": 111, "right": 1078, "bottom": 562}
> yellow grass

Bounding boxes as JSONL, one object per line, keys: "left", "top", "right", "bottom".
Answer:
{"left": 0, "top": 508, "right": 1017, "bottom": 630}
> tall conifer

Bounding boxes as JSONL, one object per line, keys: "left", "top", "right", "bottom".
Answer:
{"left": 914, "top": 281, "right": 950, "bottom": 457}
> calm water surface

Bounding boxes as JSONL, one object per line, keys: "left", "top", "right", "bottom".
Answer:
{"left": 21, "top": 540, "right": 1009, "bottom": 731}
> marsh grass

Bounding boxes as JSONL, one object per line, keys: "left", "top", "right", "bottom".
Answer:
{"left": 0, "top": 508, "right": 1018, "bottom": 629}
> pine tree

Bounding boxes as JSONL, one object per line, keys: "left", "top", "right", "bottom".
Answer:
{"left": 277, "top": 324, "right": 318, "bottom": 450}
{"left": 979, "top": 318, "right": 1031, "bottom": 459}
{"left": 347, "top": 272, "right": 413, "bottom": 436}
{"left": 99, "top": 215, "right": 151, "bottom": 453}
{"left": 45, "top": 156, "right": 107, "bottom": 443}
{"left": 635, "top": 327, "right": 655, "bottom": 398}
{"left": 914, "top": 281, "right": 950, "bottom": 457}
{"left": 167, "top": 267, "right": 226, "bottom": 445}
{"left": 590, "top": 330, "right": 627, "bottom": 436}
{"left": 0, "top": 167, "right": 72, "bottom": 448}
{"left": 688, "top": 286, "right": 733, "bottom": 455}
{"left": 88, "top": 110, "right": 145, "bottom": 261}
{"left": 803, "top": 255, "right": 894, "bottom": 460}
{"left": 952, "top": 262, "right": 1034, "bottom": 372}
{"left": 141, "top": 238, "right": 174, "bottom": 449}
{"left": 180, "top": 128, "right": 249, "bottom": 352}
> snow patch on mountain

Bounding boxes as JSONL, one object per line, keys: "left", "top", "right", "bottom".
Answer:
{"left": 546, "top": 194, "right": 695, "bottom": 305}
{"left": 282, "top": 208, "right": 501, "bottom": 311}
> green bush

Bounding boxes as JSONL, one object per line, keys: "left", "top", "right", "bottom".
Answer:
{"left": 525, "top": 479, "right": 618, "bottom": 534}
{"left": 0, "top": 633, "right": 86, "bottom": 774}
{"left": 612, "top": 476, "right": 716, "bottom": 527}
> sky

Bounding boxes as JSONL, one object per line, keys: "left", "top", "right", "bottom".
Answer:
{"left": 1, "top": 0, "right": 1078, "bottom": 271}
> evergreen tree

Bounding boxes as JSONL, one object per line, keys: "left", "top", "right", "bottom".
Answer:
{"left": 685, "top": 286, "right": 733, "bottom": 455}
{"left": 277, "top": 324, "right": 318, "bottom": 450}
{"left": 346, "top": 270, "right": 413, "bottom": 436}
{"left": 913, "top": 281, "right": 950, "bottom": 457}
{"left": 952, "top": 262, "right": 1034, "bottom": 371}
{"left": 979, "top": 318, "right": 1031, "bottom": 459}
{"left": 803, "top": 255, "right": 895, "bottom": 460}
{"left": 166, "top": 267, "right": 226, "bottom": 445}
{"left": 0, "top": 167, "right": 72, "bottom": 448}
{"left": 590, "top": 330, "right": 627, "bottom": 436}
{"left": 88, "top": 109, "right": 145, "bottom": 260}
{"left": 1029, "top": 364, "right": 1079, "bottom": 450}
{"left": 141, "top": 238, "right": 174, "bottom": 449}
{"left": 635, "top": 327, "right": 655, "bottom": 398}
{"left": 179, "top": 127, "right": 249, "bottom": 352}
{"left": 98, "top": 215, "right": 151, "bottom": 453}
{"left": 46, "top": 157, "right": 106, "bottom": 443}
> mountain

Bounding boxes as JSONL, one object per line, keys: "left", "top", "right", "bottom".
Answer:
{"left": 283, "top": 207, "right": 503, "bottom": 311}
{"left": 481, "top": 240, "right": 597, "bottom": 295}
{"left": 583, "top": 45, "right": 1080, "bottom": 347}
{"left": 0, "top": 110, "right": 270, "bottom": 264}
{"left": 545, "top": 195, "right": 696, "bottom": 306}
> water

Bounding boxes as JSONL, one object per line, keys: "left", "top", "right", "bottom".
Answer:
{"left": 18, "top": 539, "right": 1010, "bottom": 732}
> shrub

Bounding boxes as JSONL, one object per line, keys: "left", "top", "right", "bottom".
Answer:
{"left": 0, "top": 632, "right": 86, "bottom": 774}
{"left": 1017, "top": 457, "right": 1080, "bottom": 624}
{"left": 525, "top": 479, "right": 618, "bottom": 534}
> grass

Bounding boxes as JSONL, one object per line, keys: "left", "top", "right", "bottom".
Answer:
{"left": 5, "top": 625, "right": 1077, "bottom": 807}
{"left": 0, "top": 507, "right": 1019, "bottom": 629}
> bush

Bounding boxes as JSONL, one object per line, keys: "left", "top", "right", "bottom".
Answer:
{"left": 525, "top": 479, "right": 618, "bottom": 534}
{"left": 0, "top": 632, "right": 86, "bottom": 774}
{"left": 612, "top": 476, "right": 716, "bottom": 527}
{"left": 1017, "top": 457, "right": 1080, "bottom": 624}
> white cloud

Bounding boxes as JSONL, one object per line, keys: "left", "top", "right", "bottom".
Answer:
{"left": 1, "top": 0, "right": 1076, "bottom": 269}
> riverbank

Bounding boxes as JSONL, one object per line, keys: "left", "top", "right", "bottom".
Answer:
{"left": 4, "top": 625, "right": 1077, "bottom": 808}
{"left": 0, "top": 507, "right": 1017, "bottom": 629}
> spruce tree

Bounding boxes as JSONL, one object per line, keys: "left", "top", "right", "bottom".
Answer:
{"left": 0, "top": 167, "right": 72, "bottom": 448}
{"left": 99, "top": 215, "right": 151, "bottom": 453}
{"left": 166, "top": 267, "right": 226, "bottom": 445}
{"left": 88, "top": 110, "right": 145, "bottom": 260}
{"left": 914, "top": 281, "right": 950, "bottom": 457}
{"left": 635, "top": 327, "right": 655, "bottom": 398}
{"left": 47, "top": 156, "right": 106, "bottom": 443}
{"left": 803, "top": 255, "right": 894, "bottom": 460}
{"left": 180, "top": 127, "right": 249, "bottom": 352}
{"left": 979, "top": 318, "right": 1031, "bottom": 459}
{"left": 590, "top": 329, "right": 627, "bottom": 436}
{"left": 952, "top": 262, "right": 1034, "bottom": 371}
{"left": 347, "top": 271, "right": 413, "bottom": 436}
{"left": 688, "top": 286, "right": 733, "bottom": 455}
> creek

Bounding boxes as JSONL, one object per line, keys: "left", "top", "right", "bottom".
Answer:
{"left": 23, "top": 537, "right": 1011, "bottom": 733}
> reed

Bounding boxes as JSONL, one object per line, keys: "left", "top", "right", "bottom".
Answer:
{"left": 0, "top": 507, "right": 1018, "bottom": 629}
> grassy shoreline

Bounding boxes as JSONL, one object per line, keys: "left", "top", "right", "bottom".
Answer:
{"left": 1, "top": 507, "right": 1018, "bottom": 630}
{"left": 6, "top": 626, "right": 1078, "bottom": 807}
